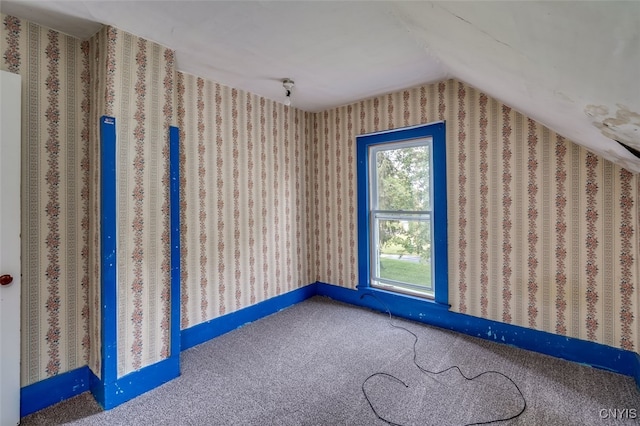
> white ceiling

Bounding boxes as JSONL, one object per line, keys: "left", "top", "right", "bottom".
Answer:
{"left": 2, "top": 1, "right": 640, "bottom": 172}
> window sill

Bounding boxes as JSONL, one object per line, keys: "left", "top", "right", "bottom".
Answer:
{"left": 355, "top": 285, "right": 451, "bottom": 316}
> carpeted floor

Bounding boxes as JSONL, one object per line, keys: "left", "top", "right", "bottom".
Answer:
{"left": 21, "top": 296, "right": 640, "bottom": 425}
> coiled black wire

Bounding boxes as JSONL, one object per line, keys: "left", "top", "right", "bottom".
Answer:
{"left": 360, "top": 293, "right": 526, "bottom": 426}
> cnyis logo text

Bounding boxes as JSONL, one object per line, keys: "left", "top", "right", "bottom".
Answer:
{"left": 598, "top": 408, "right": 637, "bottom": 420}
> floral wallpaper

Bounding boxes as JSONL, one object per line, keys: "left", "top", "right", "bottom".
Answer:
{"left": 2, "top": 13, "right": 638, "bottom": 392}
{"left": 97, "top": 27, "right": 175, "bottom": 377}
{"left": 176, "top": 72, "right": 313, "bottom": 328}
{"left": 86, "top": 24, "right": 108, "bottom": 380}
{"left": 313, "top": 80, "right": 639, "bottom": 351}
{"left": 2, "top": 15, "right": 92, "bottom": 385}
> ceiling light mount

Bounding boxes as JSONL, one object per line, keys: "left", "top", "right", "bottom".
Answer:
{"left": 283, "top": 78, "right": 294, "bottom": 106}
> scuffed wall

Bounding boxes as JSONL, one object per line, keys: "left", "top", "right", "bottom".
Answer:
{"left": 176, "top": 72, "right": 314, "bottom": 328}
{"left": 1, "top": 15, "right": 92, "bottom": 385}
{"left": 313, "top": 79, "right": 639, "bottom": 351}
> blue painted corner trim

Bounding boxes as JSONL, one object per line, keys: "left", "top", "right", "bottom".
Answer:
{"left": 100, "top": 116, "right": 118, "bottom": 384}
{"left": 181, "top": 283, "right": 317, "bottom": 350}
{"left": 21, "top": 366, "right": 91, "bottom": 417}
{"left": 169, "top": 126, "right": 181, "bottom": 360}
{"left": 95, "top": 357, "right": 180, "bottom": 410}
{"left": 316, "top": 282, "right": 640, "bottom": 381}
{"left": 90, "top": 120, "right": 183, "bottom": 411}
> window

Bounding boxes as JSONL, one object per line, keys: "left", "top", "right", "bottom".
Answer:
{"left": 357, "top": 122, "right": 448, "bottom": 305}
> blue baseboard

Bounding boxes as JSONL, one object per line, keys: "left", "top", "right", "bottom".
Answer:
{"left": 633, "top": 353, "right": 640, "bottom": 391}
{"left": 91, "top": 356, "right": 180, "bottom": 410}
{"left": 20, "top": 366, "right": 91, "bottom": 417}
{"left": 21, "top": 357, "right": 180, "bottom": 416}
{"left": 20, "top": 284, "right": 316, "bottom": 418}
{"left": 181, "top": 283, "right": 317, "bottom": 350}
{"left": 20, "top": 281, "right": 640, "bottom": 418}
{"left": 316, "top": 282, "right": 640, "bottom": 383}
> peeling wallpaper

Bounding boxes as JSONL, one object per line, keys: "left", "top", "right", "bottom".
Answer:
{"left": 2, "top": 15, "right": 638, "bottom": 388}
{"left": 313, "top": 81, "right": 639, "bottom": 350}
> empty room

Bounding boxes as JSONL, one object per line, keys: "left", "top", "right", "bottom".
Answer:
{"left": 0, "top": 1, "right": 639, "bottom": 425}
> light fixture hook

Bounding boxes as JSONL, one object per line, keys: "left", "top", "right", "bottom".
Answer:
{"left": 283, "top": 78, "right": 294, "bottom": 106}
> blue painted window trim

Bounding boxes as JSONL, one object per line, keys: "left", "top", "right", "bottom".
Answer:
{"left": 356, "top": 121, "right": 448, "bottom": 306}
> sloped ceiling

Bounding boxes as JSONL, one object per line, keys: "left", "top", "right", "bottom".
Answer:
{"left": 2, "top": 1, "right": 639, "bottom": 172}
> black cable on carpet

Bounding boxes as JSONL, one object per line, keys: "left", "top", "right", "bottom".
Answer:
{"left": 360, "top": 293, "right": 526, "bottom": 426}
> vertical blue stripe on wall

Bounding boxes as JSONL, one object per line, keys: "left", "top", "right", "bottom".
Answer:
{"left": 99, "top": 116, "right": 118, "bottom": 387}
{"left": 169, "top": 126, "right": 181, "bottom": 358}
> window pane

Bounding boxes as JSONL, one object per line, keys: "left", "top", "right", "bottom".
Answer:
{"left": 373, "top": 217, "right": 432, "bottom": 291}
{"left": 375, "top": 143, "right": 430, "bottom": 211}
{"left": 358, "top": 122, "right": 445, "bottom": 302}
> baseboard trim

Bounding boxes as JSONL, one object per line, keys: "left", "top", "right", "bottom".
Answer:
{"left": 181, "top": 283, "right": 317, "bottom": 351}
{"left": 20, "top": 285, "right": 316, "bottom": 417}
{"left": 20, "top": 281, "right": 639, "bottom": 417}
{"left": 633, "top": 352, "right": 640, "bottom": 391}
{"left": 316, "top": 281, "right": 640, "bottom": 382}
{"left": 20, "top": 366, "right": 91, "bottom": 417}
{"left": 90, "top": 356, "right": 180, "bottom": 410}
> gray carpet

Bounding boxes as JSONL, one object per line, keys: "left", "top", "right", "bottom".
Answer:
{"left": 21, "top": 296, "right": 640, "bottom": 425}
